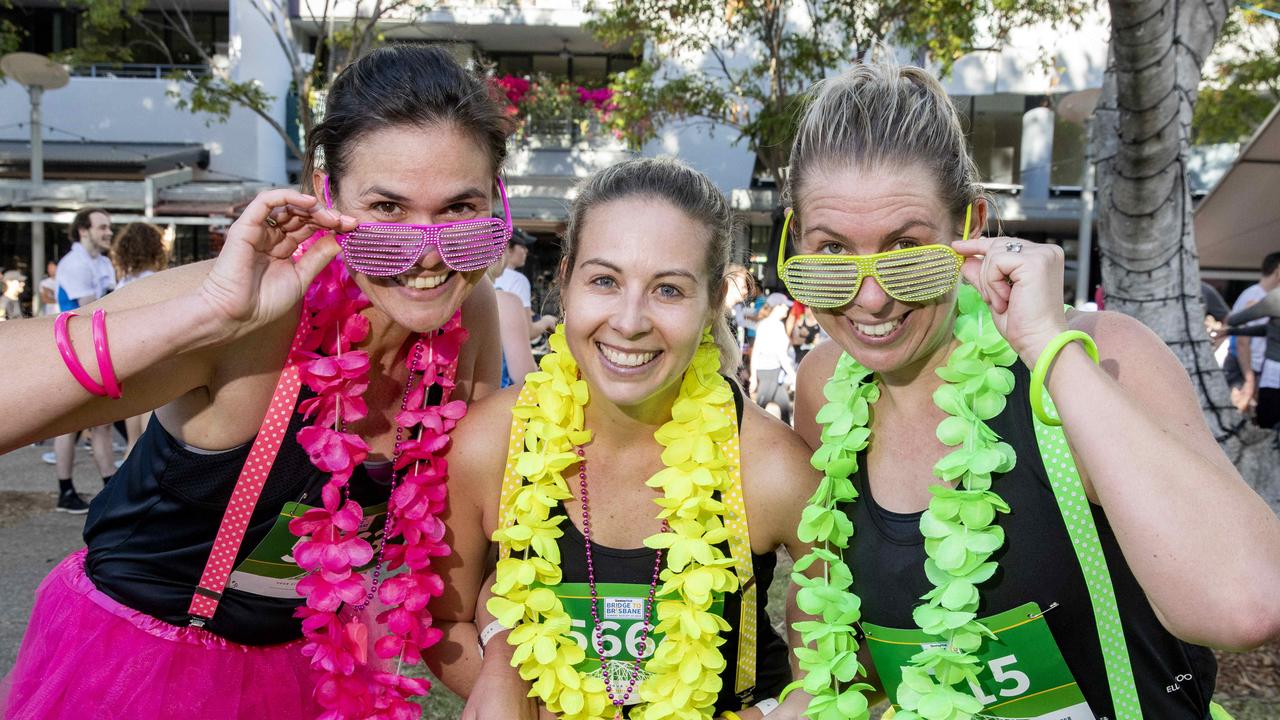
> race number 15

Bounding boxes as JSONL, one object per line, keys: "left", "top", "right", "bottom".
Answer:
{"left": 967, "top": 654, "right": 1031, "bottom": 705}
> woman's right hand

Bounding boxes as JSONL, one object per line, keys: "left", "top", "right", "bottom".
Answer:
{"left": 460, "top": 668, "right": 545, "bottom": 720}
{"left": 198, "top": 188, "right": 357, "bottom": 338}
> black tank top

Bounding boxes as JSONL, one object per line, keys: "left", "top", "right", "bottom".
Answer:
{"left": 83, "top": 386, "right": 438, "bottom": 646}
{"left": 552, "top": 382, "right": 791, "bottom": 714}
{"left": 840, "top": 363, "right": 1216, "bottom": 719}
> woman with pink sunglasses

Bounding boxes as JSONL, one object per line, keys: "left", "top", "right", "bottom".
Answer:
{"left": 0, "top": 45, "right": 507, "bottom": 719}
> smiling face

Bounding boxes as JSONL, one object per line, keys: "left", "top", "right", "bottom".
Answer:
{"left": 794, "top": 162, "right": 976, "bottom": 378}
{"left": 561, "top": 196, "right": 718, "bottom": 419}
{"left": 314, "top": 122, "right": 495, "bottom": 335}
{"left": 81, "top": 211, "right": 113, "bottom": 254}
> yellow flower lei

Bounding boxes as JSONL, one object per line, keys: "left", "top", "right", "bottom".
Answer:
{"left": 487, "top": 326, "right": 739, "bottom": 720}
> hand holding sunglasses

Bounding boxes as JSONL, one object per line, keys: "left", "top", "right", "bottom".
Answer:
{"left": 776, "top": 207, "right": 967, "bottom": 308}
{"left": 200, "top": 188, "right": 358, "bottom": 337}
{"left": 953, "top": 234, "right": 1071, "bottom": 365}
{"left": 325, "top": 176, "right": 513, "bottom": 276}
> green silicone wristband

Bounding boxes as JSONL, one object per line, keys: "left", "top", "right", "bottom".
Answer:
{"left": 1029, "top": 330, "right": 1099, "bottom": 426}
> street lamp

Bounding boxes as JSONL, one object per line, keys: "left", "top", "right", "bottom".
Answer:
{"left": 1057, "top": 88, "right": 1101, "bottom": 308}
{"left": 1, "top": 52, "right": 70, "bottom": 316}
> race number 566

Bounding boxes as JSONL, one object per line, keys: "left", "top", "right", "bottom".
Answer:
{"left": 567, "top": 618, "right": 656, "bottom": 660}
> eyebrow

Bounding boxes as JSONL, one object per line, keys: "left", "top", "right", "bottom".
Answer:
{"left": 804, "top": 219, "right": 939, "bottom": 244}
{"left": 581, "top": 258, "right": 699, "bottom": 282}
{"left": 361, "top": 186, "right": 487, "bottom": 206}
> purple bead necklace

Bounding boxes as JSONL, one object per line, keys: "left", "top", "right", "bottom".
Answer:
{"left": 342, "top": 338, "right": 425, "bottom": 612}
{"left": 576, "top": 444, "right": 667, "bottom": 718}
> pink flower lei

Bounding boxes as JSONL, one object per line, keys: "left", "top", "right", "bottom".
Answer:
{"left": 285, "top": 253, "right": 468, "bottom": 719}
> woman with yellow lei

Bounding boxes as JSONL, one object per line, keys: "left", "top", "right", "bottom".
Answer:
{"left": 428, "top": 158, "right": 819, "bottom": 720}
{"left": 780, "top": 60, "right": 1280, "bottom": 720}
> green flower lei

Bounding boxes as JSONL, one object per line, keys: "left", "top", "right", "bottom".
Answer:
{"left": 789, "top": 284, "right": 1019, "bottom": 720}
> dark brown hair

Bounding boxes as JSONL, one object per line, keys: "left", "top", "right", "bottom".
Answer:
{"left": 303, "top": 44, "right": 512, "bottom": 200}
{"left": 67, "top": 207, "right": 108, "bottom": 242}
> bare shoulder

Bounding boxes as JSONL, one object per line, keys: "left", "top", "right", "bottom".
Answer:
{"left": 1065, "top": 309, "right": 1181, "bottom": 385}
{"left": 450, "top": 383, "right": 521, "bottom": 530}
{"left": 494, "top": 288, "right": 524, "bottom": 314}
{"left": 1064, "top": 309, "right": 1235, "bottom": 472}
{"left": 739, "top": 400, "right": 820, "bottom": 553}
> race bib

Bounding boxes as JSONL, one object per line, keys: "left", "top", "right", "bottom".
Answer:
{"left": 227, "top": 501, "right": 388, "bottom": 598}
{"left": 552, "top": 581, "right": 725, "bottom": 705}
{"left": 863, "top": 602, "right": 1096, "bottom": 720}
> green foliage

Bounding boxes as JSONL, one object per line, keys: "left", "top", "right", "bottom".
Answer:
{"left": 50, "top": 0, "right": 148, "bottom": 67}
{"left": 588, "top": 0, "right": 1085, "bottom": 181}
{"left": 170, "top": 73, "right": 276, "bottom": 128}
{"left": 1193, "top": 2, "right": 1280, "bottom": 145}
{"left": 0, "top": 0, "right": 21, "bottom": 66}
{"left": 0, "top": 0, "right": 144, "bottom": 78}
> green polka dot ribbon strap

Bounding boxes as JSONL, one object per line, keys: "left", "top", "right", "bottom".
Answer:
{"left": 1031, "top": 392, "right": 1141, "bottom": 719}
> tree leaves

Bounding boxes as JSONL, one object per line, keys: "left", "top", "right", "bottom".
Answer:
{"left": 588, "top": 0, "right": 1085, "bottom": 182}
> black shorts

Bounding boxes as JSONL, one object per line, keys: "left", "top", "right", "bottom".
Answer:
{"left": 1257, "top": 387, "right": 1280, "bottom": 429}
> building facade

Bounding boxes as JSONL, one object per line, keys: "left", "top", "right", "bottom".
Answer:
{"left": 1, "top": 0, "right": 1154, "bottom": 309}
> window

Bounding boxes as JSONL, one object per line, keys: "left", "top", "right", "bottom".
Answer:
{"left": 960, "top": 94, "right": 1025, "bottom": 186}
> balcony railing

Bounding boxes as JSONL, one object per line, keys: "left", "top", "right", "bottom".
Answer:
{"left": 517, "top": 115, "right": 618, "bottom": 148}
{"left": 497, "top": 75, "right": 621, "bottom": 148}
{"left": 69, "top": 63, "right": 211, "bottom": 80}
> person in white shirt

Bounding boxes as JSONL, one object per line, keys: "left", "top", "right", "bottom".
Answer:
{"left": 39, "top": 261, "right": 58, "bottom": 316}
{"left": 51, "top": 208, "right": 119, "bottom": 513}
{"left": 1230, "top": 252, "right": 1280, "bottom": 417}
{"left": 750, "top": 292, "right": 796, "bottom": 424}
{"left": 493, "top": 231, "right": 555, "bottom": 339}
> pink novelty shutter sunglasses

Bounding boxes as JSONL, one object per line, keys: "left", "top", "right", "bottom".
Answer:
{"left": 325, "top": 175, "right": 514, "bottom": 276}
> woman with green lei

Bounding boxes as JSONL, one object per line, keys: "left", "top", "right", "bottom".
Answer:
{"left": 781, "top": 61, "right": 1280, "bottom": 720}
{"left": 428, "top": 158, "right": 818, "bottom": 719}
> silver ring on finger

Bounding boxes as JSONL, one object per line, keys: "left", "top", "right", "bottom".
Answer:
{"left": 1005, "top": 241, "right": 1023, "bottom": 253}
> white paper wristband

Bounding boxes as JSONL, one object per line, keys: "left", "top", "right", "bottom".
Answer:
{"left": 477, "top": 619, "right": 507, "bottom": 656}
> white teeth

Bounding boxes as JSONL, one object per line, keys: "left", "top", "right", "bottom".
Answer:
{"left": 855, "top": 317, "right": 903, "bottom": 337}
{"left": 397, "top": 273, "right": 449, "bottom": 290}
{"left": 599, "top": 345, "right": 658, "bottom": 368}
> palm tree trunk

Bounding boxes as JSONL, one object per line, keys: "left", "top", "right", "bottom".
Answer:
{"left": 1095, "top": 0, "right": 1279, "bottom": 509}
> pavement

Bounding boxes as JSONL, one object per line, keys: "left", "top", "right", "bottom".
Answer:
{"left": 0, "top": 441, "right": 112, "bottom": 674}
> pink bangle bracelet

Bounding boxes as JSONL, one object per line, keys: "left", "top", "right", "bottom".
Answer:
{"left": 91, "top": 309, "right": 123, "bottom": 399}
{"left": 54, "top": 311, "right": 107, "bottom": 397}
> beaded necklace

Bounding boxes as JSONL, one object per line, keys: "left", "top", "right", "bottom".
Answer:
{"left": 287, "top": 253, "right": 468, "bottom": 719}
{"left": 488, "top": 327, "right": 739, "bottom": 720}
{"left": 575, "top": 444, "right": 667, "bottom": 717}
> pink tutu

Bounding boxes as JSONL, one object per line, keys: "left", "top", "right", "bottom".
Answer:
{"left": 2, "top": 549, "right": 322, "bottom": 719}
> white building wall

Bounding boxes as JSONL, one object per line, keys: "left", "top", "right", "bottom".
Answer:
{"left": 644, "top": 123, "right": 755, "bottom": 199}
{"left": 0, "top": 0, "right": 292, "bottom": 185}
{"left": 230, "top": 0, "right": 292, "bottom": 184}
{"left": 0, "top": 2, "right": 1110, "bottom": 198}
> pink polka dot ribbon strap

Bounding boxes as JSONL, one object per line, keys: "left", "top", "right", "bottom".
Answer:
{"left": 187, "top": 327, "right": 307, "bottom": 626}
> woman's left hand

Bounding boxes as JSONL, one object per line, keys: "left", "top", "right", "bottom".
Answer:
{"left": 953, "top": 236, "right": 1070, "bottom": 365}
